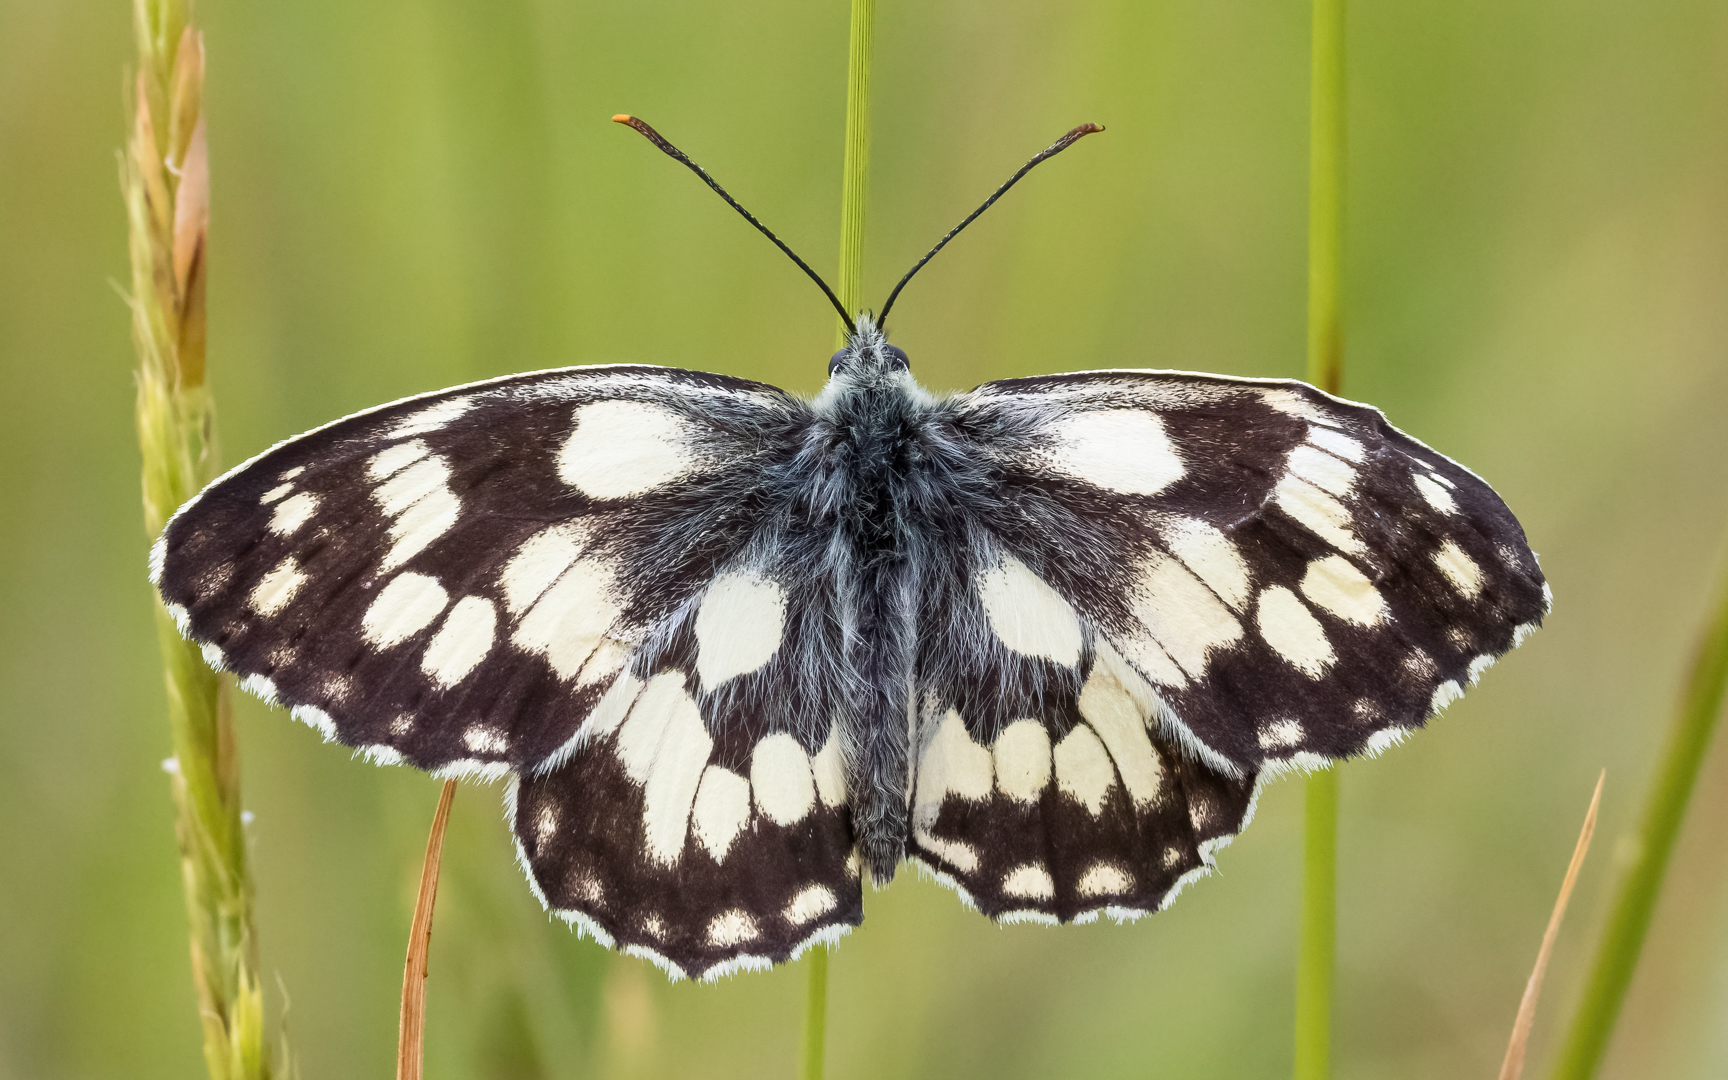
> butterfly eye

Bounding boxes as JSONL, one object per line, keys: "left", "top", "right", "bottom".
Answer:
{"left": 829, "top": 349, "right": 849, "bottom": 375}
{"left": 884, "top": 345, "right": 910, "bottom": 371}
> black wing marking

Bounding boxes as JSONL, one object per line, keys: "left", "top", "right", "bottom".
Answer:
{"left": 942, "top": 370, "right": 1549, "bottom": 771}
{"left": 152, "top": 365, "right": 807, "bottom": 777}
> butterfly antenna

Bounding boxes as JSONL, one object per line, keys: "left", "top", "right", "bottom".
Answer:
{"left": 876, "top": 123, "right": 1104, "bottom": 330}
{"left": 614, "top": 115, "right": 854, "bottom": 330}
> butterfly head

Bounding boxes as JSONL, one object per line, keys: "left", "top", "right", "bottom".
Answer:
{"left": 829, "top": 314, "right": 910, "bottom": 378}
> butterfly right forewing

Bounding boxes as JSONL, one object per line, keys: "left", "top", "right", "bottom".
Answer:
{"left": 946, "top": 369, "right": 1550, "bottom": 773}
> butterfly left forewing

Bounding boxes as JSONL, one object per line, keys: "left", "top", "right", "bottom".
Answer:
{"left": 153, "top": 365, "right": 805, "bottom": 776}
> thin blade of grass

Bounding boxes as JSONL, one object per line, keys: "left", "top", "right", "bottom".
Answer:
{"left": 1296, "top": 0, "right": 1345, "bottom": 1077}
{"left": 1499, "top": 772, "right": 1605, "bottom": 1080}
{"left": 803, "top": 3, "right": 874, "bottom": 1077}
{"left": 399, "top": 779, "right": 459, "bottom": 1080}
{"left": 1547, "top": 566, "right": 1728, "bottom": 1080}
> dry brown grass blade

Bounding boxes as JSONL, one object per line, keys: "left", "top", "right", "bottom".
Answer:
{"left": 1498, "top": 771, "right": 1606, "bottom": 1080}
{"left": 399, "top": 780, "right": 459, "bottom": 1080}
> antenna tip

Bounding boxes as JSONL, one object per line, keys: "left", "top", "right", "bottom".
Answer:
{"left": 611, "top": 114, "right": 634, "bottom": 124}
{"left": 1076, "top": 123, "right": 1105, "bottom": 136}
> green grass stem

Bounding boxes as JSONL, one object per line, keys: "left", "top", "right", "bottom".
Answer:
{"left": 1296, "top": 768, "right": 1338, "bottom": 1080}
{"left": 1546, "top": 567, "right": 1728, "bottom": 1079}
{"left": 1296, "top": 2, "right": 1344, "bottom": 1079}
{"left": 125, "top": 3, "right": 276, "bottom": 1077}
{"left": 834, "top": 0, "right": 875, "bottom": 343}
{"left": 805, "top": 3, "right": 873, "bottom": 1077}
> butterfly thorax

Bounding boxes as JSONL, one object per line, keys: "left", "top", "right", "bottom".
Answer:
{"left": 803, "top": 325, "right": 941, "bottom": 882}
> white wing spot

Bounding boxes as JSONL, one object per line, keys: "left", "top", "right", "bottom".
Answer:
{"left": 390, "top": 397, "right": 472, "bottom": 438}
{"left": 362, "top": 573, "right": 450, "bottom": 647}
{"left": 463, "top": 725, "right": 507, "bottom": 755}
{"left": 1414, "top": 473, "right": 1459, "bottom": 515}
{"left": 1077, "top": 663, "right": 1162, "bottom": 806}
{"left": 615, "top": 673, "right": 713, "bottom": 867}
{"left": 280, "top": 465, "right": 306, "bottom": 481}
{"left": 1307, "top": 426, "right": 1365, "bottom": 462}
{"left": 384, "top": 486, "right": 459, "bottom": 571}
{"left": 362, "top": 744, "right": 404, "bottom": 766}
{"left": 295, "top": 705, "right": 337, "bottom": 739}
{"left": 915, "top": 831, "right": 980, "bottom": 873}
{"left": 557, "top": 400, "right": 696, "bottom": 499}
{"left": 260, "top": 482, "right": 294, "bottom": 504}
{"left": 1077, "top": 864, "right": 1134, "bottom": 898}
{"left": 376, "top": 455, "right": 449, "bottom": 515}
{"left": 1053, "top": 724, "right": 1115, "bottom": 816}
{"left": 692, "top": 766, "right": 752, "bottom": 862}
{"left": 249, "top": 557, "right": 306, "bottom": 615}
{"left": 422, "top": 596, "right": 497, "bottom": 686}
{"left": 1259, "top": 718, "right": 1305, "bottom": 750}
{"left": 1364, "top": 728, "right": 1407, "bottom": 755}
{"left": 976, "top": 554, "right": 1082, "bottom": 667}
{"left": 240, "top": 673, "right": 279, "bottom": 704}
{"left": 1299, "top": 555, "right": 1388, "bottom": 626}
{"left": 707, "top": 910, "right": 759, "bottom": 947}
{"left": 1047, "top": 409, "right": 1186, "bottom": 495}
{"left": 268, "top": 491, "right": 320, "bottom": 536}
{"left": 694, "top": 571, "right": 787, "bottom": 688}
{"left": 1002, "top": 864, "right": 1055, "bottom": 901}
{"left": 1160, "top": 517, "right": 1252, "bottom": 610}
{"left": 1130, "top": 551, "right": 1244, "bottom": 678}
{"left": 1256, "top": 585, "right": 1336, "bottom": 677}
{"left": 785, "top": 885, "right": 838, "bottom": 926}
{"left": 534, "top": 803, "right": 560, "bottom": 845}
{"left": 992, "top": 719, "right": 1052, "bottom": 805}
{"left": 373, "top": 454, "right": 460, "bottom": 570}
{"left": 1431, "top": 680, "right": 1464, "bottom": 712}
{"left": 501, "top": 524, "right": 589, "bottom": 616}
{"left": 1287, "top": 444, "right": 1357, "bottom": 497}
{"left": 1467, "top": 653, "right": 1497, "bottom": 685}
{"left": 366, "top": 440, "right": 431, "bottom": 481}
{"left": 1434, "top": 540, "right": 1484, "bottom": 598}
{"left": 810, "top": 726, "right": 846, "bottom": 808}
{"left": 750, "top": 733, "right": 816, "bottom": 826}
{"left": 1274, "top": 475, "right": 1365, "bottom": 555}
{"left": 915, "top": 710, "right": 994, "bottom": 828}
{"left": 513, "top": 556, "right": 621, "bottom": 680}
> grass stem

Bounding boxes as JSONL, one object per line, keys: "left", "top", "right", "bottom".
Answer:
{"left": 125, "top": 3, "right": 277, "bottom": 1077}
{"left": 1500, "top": 773, "right": 1604, "bottom": 1080}
{"left": 1296, "top": 1, "right": 1344, "bottom": 1078}
{"left": 805, "top": 3, "right": 873, "bottom": 1076}
{"left": 399, "top": 780, "right": 459, "bottom": 1080}
{"left": 835, "top": 0, "right": 875, "bottom": 343}
{"left": 1547, "top": 568, "right": 1728, "bottom": 1080}
{"left": 1295, "top": 767, "right": 1338, "bottom": 1080}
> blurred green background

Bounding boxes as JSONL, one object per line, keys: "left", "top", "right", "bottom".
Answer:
{"left": 4, "top": 1, "right": 1727, "bottom": 1077}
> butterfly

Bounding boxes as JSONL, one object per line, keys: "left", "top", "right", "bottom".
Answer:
{"left": 151, "top": 117, "right": 1549, "bottom": 981}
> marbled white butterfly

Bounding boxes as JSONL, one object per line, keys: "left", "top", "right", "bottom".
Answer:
{"left": 151, "top": 118, "right": 1549, "bottom": 980}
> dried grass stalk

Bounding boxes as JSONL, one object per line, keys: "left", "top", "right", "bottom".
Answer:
{"left": 124, "top": 3, "right": 277, "bottom": 1076}
{"left": 1499, "top": 772, "right": 1605, "bottom": 1080}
